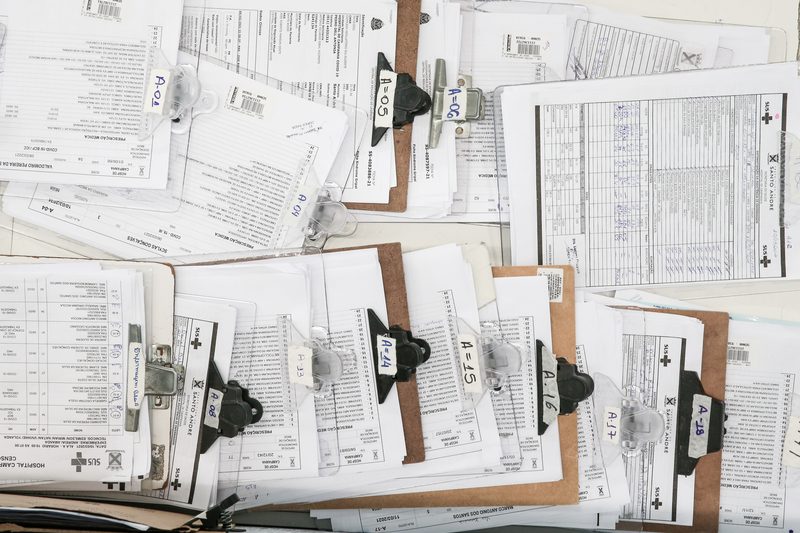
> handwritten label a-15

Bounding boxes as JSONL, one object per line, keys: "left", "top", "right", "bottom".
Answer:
{"left": 457, "top": 333, "right": 483, "bottom": 395}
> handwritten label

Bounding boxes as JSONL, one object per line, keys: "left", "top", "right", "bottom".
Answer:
{"left": 782, "top": 415, "right": 800, "bottom": 468}
{"left": 288, "top": 184, "right": 317, "bottom": 226}
{"left": 378, "top": 335, "right": 397, "bottom": 376}
{"left": 537, "top": 268, "right": 564, "bottom": 303}
{"left": 126, "top": 342, "right": 143, "bottom": 410}
{"left": 457, "top": 334, "right": 483, "bottom": 395}
{"left": 204, "top": 388, "right": 224, "bottom": 430}
{"left": 226, "top": 86, "right": 267, "bottom": 118}
{"left": 143, "top": 69, "right": 171, "bottom": 116}
{"left": 540, "top": 348, "right": 559, "bottom": 427}
{"left": 288, "top": 345, "right": 314, "bottom": 388}
{"left": 502, "top": 34, "right": 543, "bottom": 58}
{"left": 688, "top": 394, "right": 712, "bottom": 458}
{"left": 602, "top": 407, "right": 621, "bottom": 445}
{"left": 82, "top": 0, "right": 122, "bottom": 21}
{"left": 374, "top": 70, "right": 397, "bottom": 129}
{"left": 441, "top": 87, "right": 467, "bottom": 121}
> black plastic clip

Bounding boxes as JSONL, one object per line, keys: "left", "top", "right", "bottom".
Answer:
{"left": 367, "top": 309, "right": 431, "bottom": 403}
{"left": 371, "top": 52, "right": 432, "bottom": 147}
{"left": 536, "top": 341, "right": 594, "bottom": 435}
{"left": 676, "top": 370, "right": 726, "bottom": 476}
{"left": 200, "top": 361, "right": 264, "bottom": 454}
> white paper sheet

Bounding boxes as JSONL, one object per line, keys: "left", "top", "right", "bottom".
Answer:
{"left": 180, "top": 0, "right": 398, "bottom": 204}
{"left": 0, "top": 0, "right": 181, "bottom": 188}
{"left": 503, "top": 62, "right": 800, "bottom": 289}
{"left": 3, "top": 58, "right": 349, "bottom": 258}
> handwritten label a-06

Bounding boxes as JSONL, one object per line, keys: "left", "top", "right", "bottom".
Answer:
{"left": 457, "top": 333, "right": 483, "bottom": 395}
{"left": 441, "top": 87, "right": 467, "bottom": 121}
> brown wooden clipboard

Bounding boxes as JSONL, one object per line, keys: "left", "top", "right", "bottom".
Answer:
{"left": 326, "top": 243, "right": 425, "bottom": 465}
{"left": 615, "top": 308, "right": 729, "bottom": 533}
{"left": 305, "top": 264, "right": 580, "bottom": 510}
{"left": 344, "top": 0, "right": 420, "bottom": 213}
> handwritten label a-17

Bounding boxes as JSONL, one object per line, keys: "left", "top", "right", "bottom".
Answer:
{"left": 602, "top": 406, "right": 621, "bottom": 445}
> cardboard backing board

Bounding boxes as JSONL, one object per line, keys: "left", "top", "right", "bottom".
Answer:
{"left": 303, "top": 264, "right": 579, "bottom": 509}
{"left": 616, "top": 308, "right": 729, "bottom": 533}
{"left": 327, "top": 243, "right": 425, "bottom": 465}
{"left": 344, "top": 0, "right": 420, "bottom": 213}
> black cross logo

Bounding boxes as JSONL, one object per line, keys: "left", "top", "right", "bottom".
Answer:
{"left": 769, "top": 154, "right": 779, "bottom": 163}
{"left": 660, "top": 355, "right": 672, "bottom": 367}
{"left": 191, "top": 338, "right": 202, "bottom": 349}
{"left": 681, "top": 52, "right": 700, "bottom": 67}
{"left": 666, "top": 397, "right": 677, "bottom": 406}
{"left": 192, "top": 379, "right": 205, "bottom": 389}
{"left": 598, "top": 487, "right": 605, "bottom": 496}
{"left": 104, "top": 482, "right": 125, "bottom": 490}
{"left": 171, "top": 478, "right": 182, "bottom": 491}
{"left": 108, "top": 452, "right": 122, "bottom": 466}
{"left": 761, "top": 255, "right": 772, "bottom": 267}
{"left": 762, "top": 112, "right": 773, "bottom": 125}
{"left": 71, "top": 452, "right": 87, "bottom": 472}
{"left": 652, "top": 497, "right": 663, "bottom": 510}
{"left": 290, "top": 457, "right": 296, "bottom": 467}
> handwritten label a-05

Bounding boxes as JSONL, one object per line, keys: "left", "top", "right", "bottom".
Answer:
{"left": 378, "top": 335, "right": 397, "bottom": 376}
{"left": 288, "top": 345, "right": 314, "bottom": 388}
{"left": 441, "top": 87, "right": 468, "bottom": 121}
{"left": 374, "top": 70, "right": 397, "bottom": 129}
{"left": 457, "top": 333, "right": 483, "bottom": 395}
{"left": 143, "top": 69, "right": 171, "bottom": 115}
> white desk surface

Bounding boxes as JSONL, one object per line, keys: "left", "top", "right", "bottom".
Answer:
{"left": 1, "top": 0, "right": 798, "bottom": 321}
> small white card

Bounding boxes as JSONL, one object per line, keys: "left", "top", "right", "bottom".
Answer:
{"left": 288, "top": 345, "right": 314, "bottom": 388}
{"left": 378, "top": 335, "right": 397, "bottom": 376}
{"left": 457, "top": 333, "right": 483, "bottom": 395}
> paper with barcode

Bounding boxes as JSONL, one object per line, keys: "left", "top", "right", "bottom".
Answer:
{"left": 0, "top": 0, "right": 181, "bottom": 188}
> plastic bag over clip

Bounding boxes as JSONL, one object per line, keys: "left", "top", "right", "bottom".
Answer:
{"left": 592, "top": 372, "right": 666, "bottom": 465}
{"left": 139, "top": 48, "right": 218, "bottom": 140}
{"left": 451, "top": 317, "right": 524, "bottom": 410}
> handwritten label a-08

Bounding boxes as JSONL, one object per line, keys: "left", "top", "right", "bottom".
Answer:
{"left": 457, "top": 333, "right": 483, "bottom": 395}
{"left": 441, "top": 87, "right": 467, "bottom": 121}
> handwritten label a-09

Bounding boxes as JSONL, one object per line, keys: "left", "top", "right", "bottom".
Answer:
{"left": 441, "top": 87, "right": 468, "bottom": 121}
{"left": 288, "top": 345, "right": 314, "bottom": 388}
{"left": 457, "top": 333, "right": 483, "bottom": 395}
{"left": 378, "top": 335, "right": 397, "bottom": 376}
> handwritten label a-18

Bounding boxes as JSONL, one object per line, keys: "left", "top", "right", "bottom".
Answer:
{"left": 288, "top": 345, "right": 314, "bottom": 388}
{"left": 144, "top": 69, "right": 171, "bottom": 115}
{"left": 441, "top": 87, "right": 467, "bottom": 121}
{"left": 688, "top": 394, "right": 712, "bottom": 458}
{"left": 457, "top": 333, "right": 483, "bottom": 395}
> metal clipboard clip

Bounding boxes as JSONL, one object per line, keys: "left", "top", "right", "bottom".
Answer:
{"left": 429, "top": 58, "right": 485, "bottom": 149}
{"left": 125, "top": 324, "right": 182, "bottom": 432}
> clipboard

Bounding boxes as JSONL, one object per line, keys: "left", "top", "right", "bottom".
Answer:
{"left": 615, "top": 308, "right": 729, "bottom": 533}
{"left": 305, "top": 264, "right": 579, "bottom": 509}
{"left": 344, "top": 0, "right": 420, "bottom": 213}
{"left": 327, "top": 243, "right": 426, "bottom": 465}
{"left": 0, "top": 255, "right": 177, "bottom": 490}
